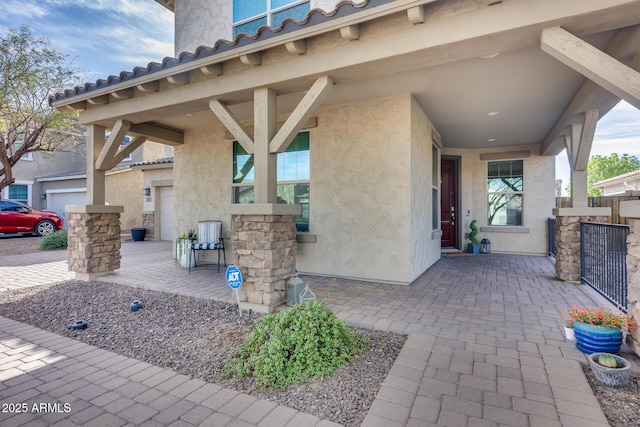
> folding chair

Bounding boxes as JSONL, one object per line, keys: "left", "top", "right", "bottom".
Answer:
{"left": 189, "top": 220, "right": 226, "bottom": 273}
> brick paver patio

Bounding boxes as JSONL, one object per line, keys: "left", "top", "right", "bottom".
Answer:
{"left": 1, "top": 239, "right": 637, "bottom": 426}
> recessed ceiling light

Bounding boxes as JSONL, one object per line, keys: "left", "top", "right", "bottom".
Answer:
{"left": 481, "top": 52, "right": 500, "bottom": 59}
{"left": 487, "top": 111, "right": 500, "bottom": 116}
{"left": 185, "top": 112, "right": 193, "bottom": 117}
{"left": 488, "top": 138, "right": 497, "bottom": 142}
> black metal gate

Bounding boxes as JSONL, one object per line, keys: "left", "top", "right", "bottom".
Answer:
{"left": 580, "top": 222, "right": 630, "bottom": 312}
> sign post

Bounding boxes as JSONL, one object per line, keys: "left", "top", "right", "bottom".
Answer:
{"left": 225, "top": 265, "right": 243, "bottom": 315}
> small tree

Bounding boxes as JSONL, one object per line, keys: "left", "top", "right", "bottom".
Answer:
{"left": 587, "top": 153, "right": 640, "bottom": 196}
{"left": 0, "top": 25, "right": 83, "bottom": 192}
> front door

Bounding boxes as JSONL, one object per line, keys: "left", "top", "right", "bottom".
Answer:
{"left": 441, "top": 158, "right": 458, "bottom": 248}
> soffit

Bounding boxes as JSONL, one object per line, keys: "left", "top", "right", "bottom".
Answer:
{"left": 52, "top": 0, "right": 640, "bottom": 153}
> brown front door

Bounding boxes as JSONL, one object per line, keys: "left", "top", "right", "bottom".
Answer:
{"left": 441, "top": 158, "right": 458, "bottom": 248}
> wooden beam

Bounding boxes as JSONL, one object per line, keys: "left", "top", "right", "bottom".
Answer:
{"left": 564, "top": 134, "right": 572, "bottom": 160}
{"left": 110, "top": 136, "right": 146, "bottom": 167}
{"left": 137, "top": 81, "right": 159, "bottom": 93}
{"left": 407, "top": 6, "right": 425, "bottom": 24}
{"left": 270, "top": 76, "right": 333, "bottom": 153}
{"left": 200, "top": 64, "right": 223, "bottom": 76}
{"left": 86, "top": 95, "right": 109, "bottom": 105}
{"left": 285, "top": 40, "right": 307, "bottom": 55}
{"left": 570, "top": 122, "right": 582, "bottom": 170}
{"left": 574, "top": 109, "right": 599, "bottom": 171}
{"left": 111, "top": 88, "right": 133, "bottom": 99}
{"left": 128, "top": 122, "right": 184, "bottom": 146}
{"left": 240, "top": 53, "right": 261, "bottom": 66}
{"left": 253, "top": 88, "right": 278, "bottom": 204}
{"left": 224, "top": 117, "right": 317, "bottom": 139}
{"left": 541, "top": 25, "right": 640, "bottom": 155}
{"left": 166, "top": 72, "right": 190, "bottom": 85}
{"left": 541, "top": 27, "right": 640, "bottom": 110}
{"left": 96, "top": 120, "right": 131, "bottom": 171}
{"left": 87, "top": 125, "right": 106, "bottom": 205}
{"left": 209, "top": 99, "right": 254, "bottom": 153}
{"left": 340, "top": 25, "right": 360, "bottom": 41}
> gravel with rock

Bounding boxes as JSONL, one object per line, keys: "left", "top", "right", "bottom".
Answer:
{"left": 582, "top": 363, "right": 640, "bottom": 427}
{"left": 0, "top": 280, "right": 405, "bottom": 426}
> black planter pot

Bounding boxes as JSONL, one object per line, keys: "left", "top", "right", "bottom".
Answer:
{"left": 131, "top": 228, "right": 147, "bottom": 242}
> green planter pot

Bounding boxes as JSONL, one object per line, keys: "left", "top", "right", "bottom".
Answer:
{"left": 573, "top": 321, "right": 623, "bottom": 355}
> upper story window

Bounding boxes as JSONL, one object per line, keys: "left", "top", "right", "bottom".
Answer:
{"left": 233, "top": 0, "right": 310, "bottom": 37}
{"left": 487, "top": 160, "right": 523, "bottom": 226}
{"left": 233, "top": 132, "right": 310, "bottom": 231}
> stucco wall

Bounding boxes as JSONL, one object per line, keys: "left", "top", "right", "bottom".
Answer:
{"left": 442, "top": 145, "right": 555, "bottom": 255}
{"left": 409, "top": 96, "right": 440, "bottom": 280}
{"left": 173, "top": 94, "right": 439, "bottom": 284}
{"left": 175, "top": 0, "right": 232, "bottom": 54}
{"left": 105, "top": 169, "right": 144, "bottom": 230}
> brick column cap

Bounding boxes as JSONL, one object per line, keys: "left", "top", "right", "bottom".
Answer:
{"left": 621, "top": 200, "right": 640, "bottom": 219}
{"left": 229, "top": 203, "right": 301, "bottom": 216}
{"left": 65, "top": 205, "right": 124, "bottom": 213}
{"left": 553, "top": 207, "right": 611, "bottom": 216}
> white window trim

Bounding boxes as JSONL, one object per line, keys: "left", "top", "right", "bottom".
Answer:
{"left": 4, "top": 181, "right": 34, "bottom": 206}
{"left": 486, "top": 160, "right": 524, "bottom": 227}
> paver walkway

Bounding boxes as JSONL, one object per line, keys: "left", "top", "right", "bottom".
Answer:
{"left": 1, "top": 240, "right": 636, "bottom": 426}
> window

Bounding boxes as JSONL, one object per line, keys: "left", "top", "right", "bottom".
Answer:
{"left": 232, "top": 132, "right": 310, "bottom": 231}
{"left": 233, "top": 0, "right": 310, "bottom": 36}
{"left": 9, "top": 131, "right": 32, "bottom": 161}
{"left": 8, "top": 184, "right": 29, "bottom": 204}
{"left": 432, "top": 143, "right": 439, "bottom": 231}
{"left": 487, "top": 160, "right": 523, "bottom": 226}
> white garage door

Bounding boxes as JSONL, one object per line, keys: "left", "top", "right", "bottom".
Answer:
{"left": 159, "top": 186, "right": 174, "bottom": 241}
{"left": 48, "top": 191, "right": 86, "bottom": 229}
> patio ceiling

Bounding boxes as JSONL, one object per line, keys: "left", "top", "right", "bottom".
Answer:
{"left": 51, "top": 0, "right": 640, "bottom": 155}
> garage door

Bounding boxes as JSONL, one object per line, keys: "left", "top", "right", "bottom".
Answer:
{"left": 48, "top": 191, "right": 86, "bottom": 229}
{"left": 159, "top": 186, "right": 174, "bottom": 241}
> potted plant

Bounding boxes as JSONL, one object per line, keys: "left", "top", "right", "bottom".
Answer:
{"left": 130, "top": 219, "right": 147, "bottom": 242}
{"left": 588, "top": 352, "right": 631, "bottom": 388}
{"left": 176, "top": 229, "right": 197, "bottom": 268}
{"left": 559, "top": 312, "right": 575, "bottom": 341}
{"left": 467, "top": 220, "right": 480, "bottom": 254}
{"left": 563, "top": 306, "right": 637, "bottom": 354}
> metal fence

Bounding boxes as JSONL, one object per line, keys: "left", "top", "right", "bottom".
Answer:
{"left": 580, "top": 222, "right": 630, "bottom": 312}
{"left": 547, "top": 217, "right": 556, "bottom": 257}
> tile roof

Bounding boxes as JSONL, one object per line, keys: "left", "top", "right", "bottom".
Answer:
{"left": 592, "top": 168, "right": 640, "bottom": 187}
{"left": 130, "top": 157, "right": 174, "bottom": 167}
{"left": 49, "top": 0, "right": 383, "bottom": 105}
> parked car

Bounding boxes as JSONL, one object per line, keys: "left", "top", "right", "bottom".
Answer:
{"left": 0, "top": 200, "right": 63, "bottom": 236}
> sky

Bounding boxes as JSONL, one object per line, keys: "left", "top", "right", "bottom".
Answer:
{"left": 1, "top": 0, "right": 638, "bottom": 194}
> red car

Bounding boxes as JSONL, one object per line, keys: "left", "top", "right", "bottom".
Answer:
{"left": 0, "top": 200, "right": 64, "bottom": 236}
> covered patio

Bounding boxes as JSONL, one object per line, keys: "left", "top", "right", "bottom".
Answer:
{"left": 92, "top": 239, "right": 637, "bottom": 426}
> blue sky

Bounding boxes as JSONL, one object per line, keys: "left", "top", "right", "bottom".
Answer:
{"left": 1, "top": 0, "right": 638, "bottom": 193}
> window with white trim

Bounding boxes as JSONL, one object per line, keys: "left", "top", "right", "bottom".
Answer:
{"left": 232, "top": 132, "right": 310, "bottom": 231}
{"left": 233, "top": 0, "right": 310, "bottom": 36}
{"left": 487, "top": 160, "right": 523, "bottom": 226}
{"left": 8, "top": 184, "right": 29, "bottom": 204}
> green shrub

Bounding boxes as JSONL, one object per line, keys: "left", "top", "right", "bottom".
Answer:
{"left": 39, "top": 230, "right": 68, "bottom": 250}
{"left": 224, "top": 299, "right": 368, "bottom": 388}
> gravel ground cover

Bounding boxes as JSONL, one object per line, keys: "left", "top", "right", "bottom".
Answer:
{"left": 582, "top": 364, "right": 640, "bottom": 427}
{"left": 0, "top": 235, "right": 44, "bottom": 256}
{"left": 0, "top": 280, "right": 405, "bottom": 426}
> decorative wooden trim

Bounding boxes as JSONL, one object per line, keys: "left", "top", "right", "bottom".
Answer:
{"left": 209, "top": 99, "right": 255, "bottom": 153}
{"left": 128, "top": 122, "right": 184, "bottom": 146}
{"left": 574, "top": 109, "right": 598, "bottom": 171}
{"left": 96, "top": 120, "right": 131, "bottom": 170}
{"left": 270, "top": 76, "right": 333, "bottom": 153}
{"left": 224, "top": 117, "right": 317, "bottom": 139}
{"left": 407, "top": 6, "right": 425, "bottom": 24}
{"left": 285, "top": 40, "right": 307, "bottom": 55}
{"left": 86, "top": 95, "right": 109, "bottom": 105}
{"left": 136, "top": 81, "right": 160, "bottom": 93}
{"left": 166, "top": 72, "right": 190, "bottom": 85}
{"left": 199, "top": 64, "right": 223, "bottom": 76}
{"left": 240, "top": 52, "right": 262, "bottom": 66}
{"left": 111, "top": 88, "right": 133, "bottom": 99}
{"left": 340, "top": 25, "right": 360, "bottom": 41}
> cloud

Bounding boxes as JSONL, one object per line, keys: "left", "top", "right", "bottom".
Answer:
{"left": 2, "top": 0, "right": 48, "bottom": 18}
{"left": 595, "top": 100, "right": 640, "bottom": 141}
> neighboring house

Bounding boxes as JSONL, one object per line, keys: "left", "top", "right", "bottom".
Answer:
{"left": 49, "top": 0, "right": 640, "bottom": 310}
{"left": 592, "top": 169, "right": 640, "bottom": 196}
{"left": 2, "top": 150, "right": 85, "bottom": 212}
{"left": 131, "top": 157, "right": 175, "bottom": 241}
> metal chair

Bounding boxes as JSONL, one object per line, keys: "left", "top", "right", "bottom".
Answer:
{"left": 189, "top": 220, "right": 226, "bottom": 273}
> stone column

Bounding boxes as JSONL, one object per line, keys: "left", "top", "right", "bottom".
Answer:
{"left": 230, "top": 204, "right": 300, "bottom": 313}
{"left": 621, "top": 201, "right": 640, "bottom": 357}
{"left": 66, "top": 205, "right": 124, "bottom": 281}
{"left": 553, "top": 207, "right": 611, "bottom": 282}
{"left": 142, "top": 212, "right": 155, "bottom": 240}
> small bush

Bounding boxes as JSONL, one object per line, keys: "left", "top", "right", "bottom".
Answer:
{"left": 224, "top": 299, "right": 368, "bottom": 388}
{"left": 39, "top": 230, "right": 68, "bottom": 250}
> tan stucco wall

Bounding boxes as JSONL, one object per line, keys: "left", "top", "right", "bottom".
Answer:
{"left": 105, "top": 169, "right": 143, "bottom": 230}
{"left": 173, "top": 93, "right": 439, "bottom": 284}
{"left": 442, "top": 145, "right": 555, "bottom": 255}
{"left": 410, "top": 96, "right": 441, "bottom": 280}
{"left": 141, "top": 167, "right": 174, "bottom": 213}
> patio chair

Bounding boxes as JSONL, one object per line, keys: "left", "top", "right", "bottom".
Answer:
{"left": 189, "top": 220, "right": 226, "bottom": 273}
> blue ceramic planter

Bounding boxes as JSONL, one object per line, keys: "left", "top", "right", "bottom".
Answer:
{"left": 573, "top": 321, "right": 623, "bottom": 355}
